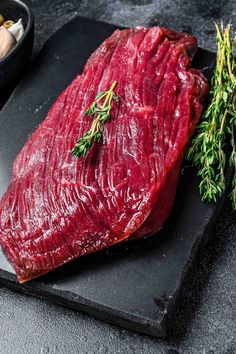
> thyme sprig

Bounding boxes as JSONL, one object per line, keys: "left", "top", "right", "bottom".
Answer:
{"left": 186, "top": 23, "right": 236, "bottom": 210}
{"left": 72, "top": 80, "right": 118, "bottom": 158}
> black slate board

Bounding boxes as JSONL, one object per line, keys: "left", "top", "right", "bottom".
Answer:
{"left": 0, "top": 16, "right": 218, "bottom": 337}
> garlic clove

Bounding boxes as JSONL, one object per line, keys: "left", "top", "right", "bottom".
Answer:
{"left": 8, "top": 19, "right": 24, "bottom": 42}
{"left": 0, "top": 14, "right": 5, "bottom": 26}
{"left": 3, "top": 20, "right": 14, "bottom": 29}
{"left": 0, "top": 26, "right": 16, "bottom": 60}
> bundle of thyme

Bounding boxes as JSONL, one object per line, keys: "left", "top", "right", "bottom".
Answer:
{"left": 72, "top": 80, "right": 118, "bottom": 158}
{"left": 186, "top": 23, "right": 236, "bottom": 210}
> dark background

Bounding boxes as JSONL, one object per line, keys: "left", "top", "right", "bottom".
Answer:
{"left": 0, "top": 0, "right": 236, "bottom": 353}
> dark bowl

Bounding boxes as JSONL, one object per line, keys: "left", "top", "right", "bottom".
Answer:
{"left": 0, "top": 0, "right": 34, "bottom": 89}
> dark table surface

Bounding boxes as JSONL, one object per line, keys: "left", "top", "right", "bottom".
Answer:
{"left": 0, "top": 1, "right": 235, "bottom": 353}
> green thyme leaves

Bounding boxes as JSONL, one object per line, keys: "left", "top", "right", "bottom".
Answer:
{"left": 72, "top": 80, "right": 118, "bottom": 158}
{"left": 186, "top": 23, "right": 236, "bottom": 210}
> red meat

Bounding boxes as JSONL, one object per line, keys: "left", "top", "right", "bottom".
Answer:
{"left": 0, "top": 26, "right": 208, "bottom": 282}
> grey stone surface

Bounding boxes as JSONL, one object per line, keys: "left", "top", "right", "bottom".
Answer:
{"left": 0, "top": 0, "right": 236, "bottom": 353}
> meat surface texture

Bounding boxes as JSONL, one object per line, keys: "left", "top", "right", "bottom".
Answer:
{"left": 0, "top": 26, "right": 208, "bottom": 282}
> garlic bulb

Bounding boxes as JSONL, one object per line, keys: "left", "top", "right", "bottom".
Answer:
{"left": 0, "top": 26, "right": 16, "bottom": 60}
{"left": 8, "top": 19, "right": 24, "bottom": 42}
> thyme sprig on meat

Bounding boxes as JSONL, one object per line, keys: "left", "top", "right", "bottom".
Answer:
{"left": 186, "top": 23, "right": 236, "bottom": 210}
{"left": 72, "top": 80, "right": 118, "bottom": 158}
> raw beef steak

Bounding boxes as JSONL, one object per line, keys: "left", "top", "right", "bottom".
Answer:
{"left": 0, "top": 26, "right": 208, "bottom": 282}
